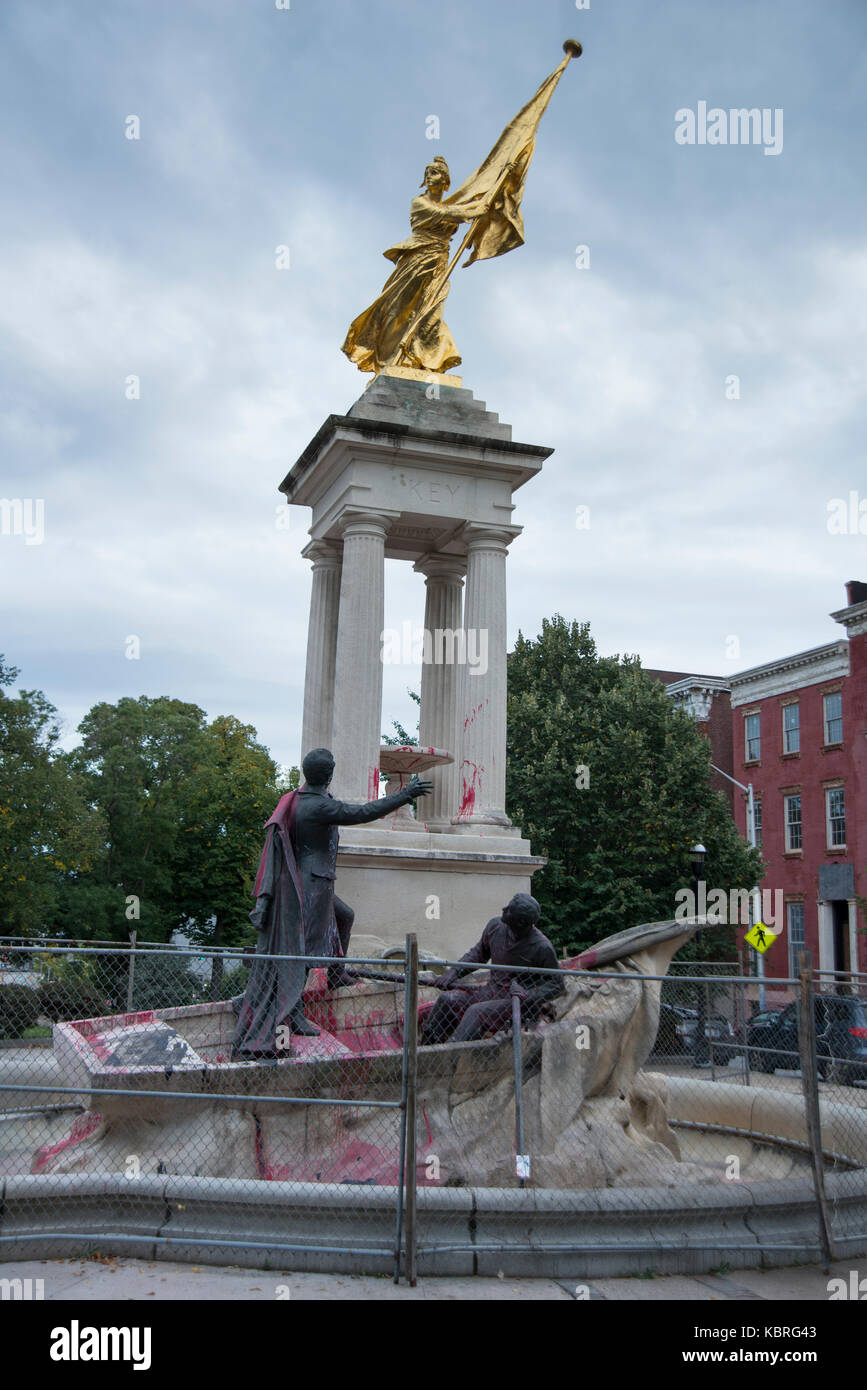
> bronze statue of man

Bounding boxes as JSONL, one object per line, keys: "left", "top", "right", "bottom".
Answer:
{"left": 420, "top": 893, "right": 564, "bottom": 1045}
{"left": 232, "top": 748, "right": 432, "bottom": 1056}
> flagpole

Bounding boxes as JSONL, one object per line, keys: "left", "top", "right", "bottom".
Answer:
{"left": 386, "top": 39, "right": 583, "bottom": 373}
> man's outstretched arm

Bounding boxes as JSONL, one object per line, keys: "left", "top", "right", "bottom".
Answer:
{"left": 315, "top": 776, "right": 433, "bottom": 827}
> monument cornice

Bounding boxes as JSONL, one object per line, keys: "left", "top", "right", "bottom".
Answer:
{"left": 280, "top": 413, "right": 552, "bottom": 505}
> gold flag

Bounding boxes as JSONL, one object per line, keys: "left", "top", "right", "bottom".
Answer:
{"left": 445, "top": 53, "right": 573, "bottom": 266}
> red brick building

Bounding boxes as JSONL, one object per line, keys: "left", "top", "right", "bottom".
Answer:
{"left": 727, "top": 581, "right": 867, "bottom": 982}
{"left": 644, "top": 669, "right": 734, "bottom": 808}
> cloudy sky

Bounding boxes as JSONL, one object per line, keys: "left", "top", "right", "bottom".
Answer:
{"left": 1, "top": 0, "right": 865, "bottom": 770}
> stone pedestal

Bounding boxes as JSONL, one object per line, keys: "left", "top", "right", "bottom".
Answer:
{"left": 280, "top": 372, "right": 553, "bottom": 957}
{"left": 334, "top": 825, "right": 545, "bottom": 961}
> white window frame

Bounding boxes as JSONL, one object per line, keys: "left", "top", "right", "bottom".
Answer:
{"left": 784, "top": 792, "right": 802, "bottom": 851}
{"left": 753, "top": 797, "right": 762, "bottom": 847}
{"left": 782, "top": 702, "right": 800, "bottom": 754}
{"left": 787, "top": 901, "right": 805, "bottom": 978}
{"left": 744, "top": 712, "right": 760, "bottom": 762}
{"left": 825, "top": 786, "right": 846, "bottom": 848}
{"left": 823, "top": 691, "right": 843, "bottom": 745}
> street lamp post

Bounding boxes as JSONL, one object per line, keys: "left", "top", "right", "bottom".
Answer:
{"left": 710, "top": 763, "right": 765, "bottom": 1011}
{"left": 691, "top": 842, "right": 709, "bottom": 1067}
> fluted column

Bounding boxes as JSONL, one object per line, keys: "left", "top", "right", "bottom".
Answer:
{"left": 330, "top": 512, "right": 391, "bottom": 802}
{"left": 452, "top": 527, "right": 514, "bottom": 829}
{"left": 414, "top": 555, "right": 466, "bottom": 830}
{"left": 300, "top": 540, "right": 342, "bottom": 758}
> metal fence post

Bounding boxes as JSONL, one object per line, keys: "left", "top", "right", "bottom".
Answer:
{"left": 511, "top": 984, "right": 526, "bottom": 1187}
{"left": 404, "top": 933, "right": 419, "bottom": 1286}
{"left": 126, "top": 930, "right": 137, "bottom": 1012}
{"left": 738, "top": 945, "right": 752, "bottom": 1086}
{"left": 798, "top": 950, "right": 834, "bottom": 1269}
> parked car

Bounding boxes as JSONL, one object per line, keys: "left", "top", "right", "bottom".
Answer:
{"left": 747, "top": 995, "right": 867, "bottom": 1085}
{"left": 653, "top": 1004, "right": 738, "bottom": 1064}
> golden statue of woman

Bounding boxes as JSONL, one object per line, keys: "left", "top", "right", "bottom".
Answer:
{"left": 342, "top": 157, "right": 485, "bottom": 375}
{"left": 341, "top": 41, "right": 583, "bottom": 378}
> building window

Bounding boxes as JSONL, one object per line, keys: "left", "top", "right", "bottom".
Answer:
{"left": 825, "top": 786, "right": 846, "bottom": 848}
{"left": 783, "top": 703, "right": 800, "bottom": 754}
{"left": 787, "top": 901, "right": 805, "bottom": 978}
{"left": 745, "top": 712, "right": 760, "bottom": 761}
{"left": 784, "top": 793, "right": 802, "bottom": 851}
{"left": 752, "top": 797, "right": 762, "bottom": 848}
{"left": 823, "top": 691, "right": 843, "bottom": 745}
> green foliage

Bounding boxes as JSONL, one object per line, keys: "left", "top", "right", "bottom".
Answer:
{"left": 224, "top": 958, "right": 252, "bottom": 988}
{"left": 36, "top": 954, "right": 116, "bottom": 1021}
{"left": 171, "top": 715, "right": 280, "bottom": 965}
{"left": 39, "top": 977, "right": 112, "bottom": 1022}
{"left": 59, "top": 695, "right": 211, "bottom": 943}
{"left": 2, "top": 661, "right": 282, "bottom": 959}
{"left": 382, "top": 689, "right": 421, "bottom": 786}
{"left": 127, "top": 953, "right": 204, "bottom": 1011}
{"left": 46, "top": 699, "right": 280, "bottom": 954}
{"left": 382, "top": 690, "right": 420, "bottom": 747}
{"left": 0, "top": 984, "right": 42, "bottom": 1038}
{"left": 0, "top": 656, "right": 103, "bottom": 935}
{"left": 506, "top": 616, "right": 763, "bottom": 956}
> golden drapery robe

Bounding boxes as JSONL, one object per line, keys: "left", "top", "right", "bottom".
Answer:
{"left": 341, "top": 191, "right": 484, "bottom": 374}
{"left": 341, "top": 50, "right": 576, "bottom": 375}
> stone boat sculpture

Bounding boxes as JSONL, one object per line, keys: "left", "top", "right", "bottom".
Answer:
{"left": 35, "top": 918, "right": 701, "bottom": 1187}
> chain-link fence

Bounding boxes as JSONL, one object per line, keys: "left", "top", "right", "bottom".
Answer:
{"left": 0, "top": 938, "right": 413, "bottom": 1276}
{"left": 1, "top": 936, "right": 865, "bottom": 1280}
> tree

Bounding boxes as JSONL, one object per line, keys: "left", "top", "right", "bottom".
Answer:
{"left": 56, "top": 695, "right": 210, "bottom": 942}
{"left": 506, "top": 617, "right": 763, "bottom": 956}
{"left": 171, "top": 715, "right": 281, "bottom": 998}
{"left": 382, "top": 689, "right": 420, "bottom": 786}
{"left": 382, "top": 690, "right": 420, "bottom": 746}
{"left": 0, "top": 657, "right": 103, "bottom": 934}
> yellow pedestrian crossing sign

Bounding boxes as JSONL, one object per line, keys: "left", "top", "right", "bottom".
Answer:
{"left": 745, "top": 922, "right": 779, "bottom": 954}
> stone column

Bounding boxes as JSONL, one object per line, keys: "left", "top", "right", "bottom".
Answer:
{"left": 330, "top": 512, "right": 391, "bottom": 802}
{"left": 452, "top": 526, "right": 516, "bottom": 830}
{"left": 414, "top": 554, "right": 466, "bottom": 830}
{"left": 300, "top": 540, "right": 342, "bottom": 758}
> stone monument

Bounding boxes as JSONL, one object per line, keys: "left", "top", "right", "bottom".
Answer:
{"left": 280, "top": 44, "right": 584, "bottom": 957}
{"left": 281, "top": 376, "right": 553, "bottom": 956}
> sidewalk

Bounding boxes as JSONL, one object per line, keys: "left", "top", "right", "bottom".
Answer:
{"left": 1, "top": 1256, "right": 863, "bottom": 1300}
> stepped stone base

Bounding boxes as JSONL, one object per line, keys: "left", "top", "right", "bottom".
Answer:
{"left": 337, "top": 825, "right": 545, "bottom": 960}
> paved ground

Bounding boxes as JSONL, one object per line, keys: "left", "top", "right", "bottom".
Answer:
{"left": 1, "top": 1256, "right": 864, "bottom": 1300}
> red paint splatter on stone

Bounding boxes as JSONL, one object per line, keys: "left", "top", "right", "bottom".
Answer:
{"left": 456, "top": 760, "right": 482, "bottom": 818}
{"left": 32, "top": 1111, "right": 104, "bottom": 1173}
